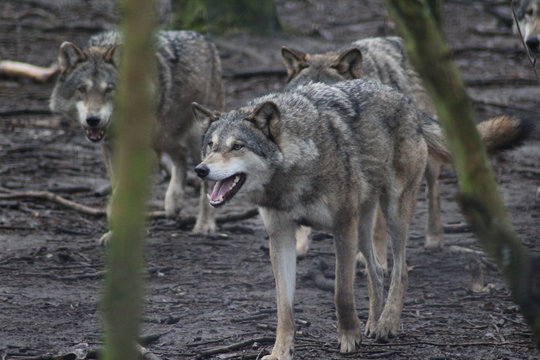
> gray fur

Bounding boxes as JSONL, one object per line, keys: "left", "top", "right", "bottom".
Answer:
{"left": 281, "top": 37, "right": 530, "bottom": 253}
{"left": 194, "top": 80, "right": 434, "bottom": 358}
{"left": 50, "top": 30, "right": 224, "bottom": 240}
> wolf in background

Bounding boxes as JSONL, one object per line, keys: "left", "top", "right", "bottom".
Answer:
{"left": 191, "top": 79, "right": 466, "bottom": 358}
{"left": 515, "top": 0, "right": 540, "bottom": 54}
{"left": 282, "top": 37, "right": 531, "bottom": 266}
{"left": 50, "top": 30, "right": 224, "bottom": 241}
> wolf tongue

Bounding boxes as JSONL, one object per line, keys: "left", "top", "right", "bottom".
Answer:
{"left": 211, "top": 177, "right": 235, "bottom": 202}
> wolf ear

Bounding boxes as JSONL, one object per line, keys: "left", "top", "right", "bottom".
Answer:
{"left": 281, "top": 46, "right": 308, "bottom": 82}
{"left": 192, "top": 102, "right": 220, "bottom": 134}
{"left": 332, "top": 48, "right": 363, "bottom": 79}
{"left": 58, "top": 42, "right": 86, "bottom": 73}
{"left": 104, "top": 45, "right": 121, "bottom": 67}
{"left": 247, "top": 101, "right": 281, "bottom": 142}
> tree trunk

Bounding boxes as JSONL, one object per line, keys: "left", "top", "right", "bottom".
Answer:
{"left": 385, "top": 0, "right": 540, "bottom": 348}
{"left": 102, "top": 0, "right": 156, "bottom": 359}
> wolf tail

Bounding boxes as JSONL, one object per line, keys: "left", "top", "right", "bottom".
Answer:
{"left": 422, "top": 114, "right": 534, "bottom": 164}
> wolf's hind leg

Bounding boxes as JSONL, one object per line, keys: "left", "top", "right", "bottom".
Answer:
{"left": 424, "top": 158, "right": 443, "bottom": 249}
{"left": 295, "top": 225, "right": 311, "bottom": 257}
{"left": 334, "top": 215, "right": 363, "bottom": 353}
{"left": 358, "top": 204, "right": 385, "bottom": 338}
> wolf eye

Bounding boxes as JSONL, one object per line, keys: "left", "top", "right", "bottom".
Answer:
{"left": 207, "top": 141, "right": 213, "bottom": 148}
{"left": 526, "top": 7, "right": 534, "bottom": 16}
{"left": 232, "top": 144, "right": 244, "bottom": 151}
{"left": 105, "top": 84, "right": 115, "bottom": 93}
{"left": 77, "top": 84, "right": 87, "bottom": 94}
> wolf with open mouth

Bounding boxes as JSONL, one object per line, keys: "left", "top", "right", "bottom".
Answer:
{"left": 50, "top": 30, "right": 224, "bottom": 240}
{"left": 192, "top": 79, "right": 463, "bottom": 359}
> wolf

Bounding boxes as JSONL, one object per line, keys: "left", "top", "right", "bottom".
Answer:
{"left": 281, "top": 37, "right": 530, "bottom": 265}
{"left": 515, "top": 0, "right": 540, "bottom": 54}
{"left": 50, "top": 30, "right": 224, "bottom": 241}
{"left": 192, "top": 79, "right": 450, "bottom": 358}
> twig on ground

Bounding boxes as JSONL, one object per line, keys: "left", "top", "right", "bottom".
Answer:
{"left": 195, "top": 337, "right": 274, "bottom": 359}
{"left": 136, "top": 344, "right": 161, "bottom": 360}
{"left": 0, "top": 60, "right": 58, "bottom": 82}
{"left": 0, "top": 191, "right": 105, "bottom": 216}
{"left": 0, "top": 189, "right": 259, "bottom": 225}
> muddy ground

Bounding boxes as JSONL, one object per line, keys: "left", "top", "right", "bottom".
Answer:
{"left": 1, "top": 1, "right": 539, "bottom": 359}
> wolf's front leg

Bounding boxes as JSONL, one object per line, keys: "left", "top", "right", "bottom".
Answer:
{"left": 164, "top": 145, "right": 188, "bottom": 218}
{"left": 99, "top": 143, "right": 115, "bottom": 246}
{"left": 193, "top": 181, "right": 216, "bottom": 233}
{"left": 260, "top": 209, "right": 297, "bottom": 360}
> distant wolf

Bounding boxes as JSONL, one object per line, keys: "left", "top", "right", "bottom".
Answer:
{"left": 50, "top": 30, "right": 224, "bottom": 241}
{"left": 192, "top": 79, "right": 442, "bottom": 358}
{"left": 281, "top": 37, "right": 530, "bottom": 264}
{"left": 515, "top": 0, "right": 540, "bottom": 54}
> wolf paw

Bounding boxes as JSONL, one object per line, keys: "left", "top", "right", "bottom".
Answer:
{"left": 99, "top": 231, "right": 113, "bottom": 247}
{"left": 192, "top": 220, "right": 216, "bottom": 234}
{"left": 262, "top": 353, "right": 293, "bottom": 360}
{"left": 370, "top": 320, "right": 398, "bottom": 343}
{"left": 338, "top": 327, "right": 362, "bottom": 353}
{"left": 424, "top": 233, "right": 443, "bottom": 250}
{"left": 164, "top": 201, "right": 182, "bottom": 218}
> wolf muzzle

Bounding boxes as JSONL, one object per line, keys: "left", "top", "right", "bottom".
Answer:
{"left": 194, "top": 164, "right": 209, "bottom": 178}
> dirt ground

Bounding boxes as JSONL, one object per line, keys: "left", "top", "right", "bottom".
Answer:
{"left": 1, "top": 1, "right": 539, "bottom": 359}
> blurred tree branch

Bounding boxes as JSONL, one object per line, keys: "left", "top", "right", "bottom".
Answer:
{"left": 102, "top": 0, "right": 156, "bottom": 359}
{"left": 385, "top": 0, "right": 540, "bottom": 348}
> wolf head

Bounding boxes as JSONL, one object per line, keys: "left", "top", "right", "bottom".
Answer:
{"left": 281, "top": 46, "right": 362, "bottom": 88}
{"left": 515, "top": 0, "right": 540, "bottom": 54}
{"left": 192, "top": 101, "right": 282, "bottom": 207}
{"left": 50, "top": 41, "right": 120, "bottom": 143}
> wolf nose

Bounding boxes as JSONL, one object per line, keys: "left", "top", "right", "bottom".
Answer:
{"left": 86, "top": 116, "right": 101, "bottom": 127}
{"left": 526, "top": 37, "right": 540, "bottom": 51}
{"left": 194, "top": 164, "right": 209, "bottom": 178}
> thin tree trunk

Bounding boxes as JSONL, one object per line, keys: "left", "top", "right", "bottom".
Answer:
{"left": 102, "top": 0, "right": 156, "bottom": 359}
{"left": 385, "top": 0, "right": 540, "bottom": 347}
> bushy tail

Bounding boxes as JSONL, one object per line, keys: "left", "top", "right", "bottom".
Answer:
{"left": 422, "top": 115, "right": 533, "bottom": 164}
{"left": 477, "top": 115, "right": 533, "bottom": 154}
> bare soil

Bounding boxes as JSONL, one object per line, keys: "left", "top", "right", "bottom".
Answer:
{"left": 1, "top": 1, "right": 539, "bottom": 359}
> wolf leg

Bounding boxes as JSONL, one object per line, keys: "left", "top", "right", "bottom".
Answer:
{"left": 164, "top": 143, "right": 188, "bottom": 218}
{"left": 358, "top": 204, "right": 385, "bottom": 338}
{"left": 334, "top": 215, "right": 363, "bottom": 353}
{"left": 295, "top": 225, "right": 311, "bottom": 257}
{"left": 424, "top": 158, "right": 443, "bottom": 249}
{"left": 374, "top": 173, "right": 423, "bottom": 342}
{"left": 193, "top": 181, "right": 216, "bottom": 233}
{"left": 260, "top": 208, "right": 297, "bottom": 360}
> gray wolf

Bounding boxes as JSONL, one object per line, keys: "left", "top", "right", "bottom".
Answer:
{"left": 193, "top": 79, "right": 444, "bottom": 358}
{"left": 515, "top": 0, "right": 540, "bottom": 54}
{"left": 282, "top": 37, "right": 530, "bottom": 265}
{"left": 50, "top": 30, "right": 224, "bottom": 241}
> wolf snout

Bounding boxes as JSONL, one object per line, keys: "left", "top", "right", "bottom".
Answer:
{"left": 86, "top": 116, "right": 101, "bottom": 127}
{"left": 195, "top": 164, "right": 209, "bottom": 178}
{"left": 525, "top": 37, "right": 539, "bottom": 52}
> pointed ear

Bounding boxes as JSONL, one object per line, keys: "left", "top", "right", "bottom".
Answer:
{"left": 281, "top": 46, "right": 308, "bottom": 82}
{"left": 246, "top": 101, "right": 281, "bottom": 142}
{"left": 331, "top": 48, "right": 363, "bottom": 79}
{"left": 58, "top": 41, "right": 86, "bottom": 73}
{"left": 104, "top": 44, "right": 121, "bottom": 66}
{"left": 192, "top": 102, "right": 220, "bottom": 134}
